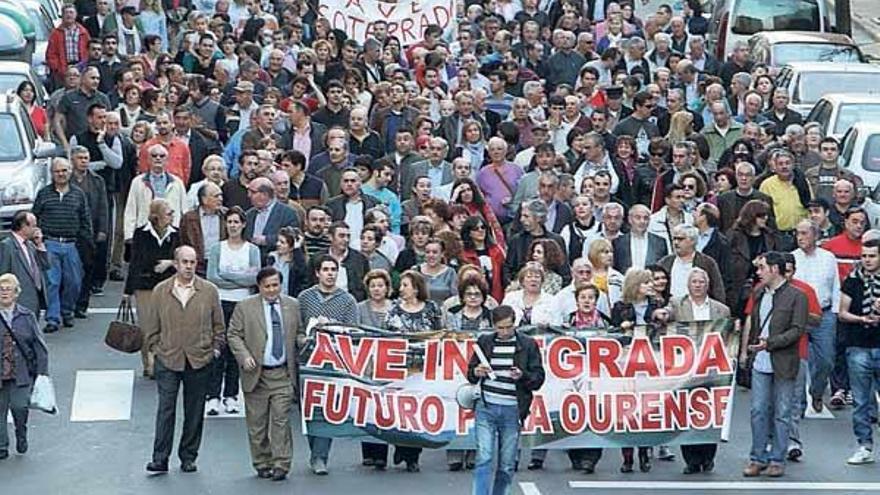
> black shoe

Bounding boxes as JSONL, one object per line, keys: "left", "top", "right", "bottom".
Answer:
{"left": 702, "top": 461, "right": 715, "bottom": 473}
{"left": 527, "top": 459, "right": 544, "bottom": 470}
{"left": 74, "top": 310, "right": 87, "bottom": 319}
{"left": 582, "top": 460, "right": 596, "bottom": 474}
{"left": 448, "top": 462, "right": 463, "bottom": 471}
{"left": 405, "top": 462, "right": 420, "bottom": 472}
{"left": 571, "top": 460, "right": 584, "bottom": 471}
{"left": 109, "top": 271, "right": 125, "bottom": 282}
{"left": 257, "top": 468, "right": 272, "bottom": 479}
{"left": 146, "top": 461, "right": 168, "bottom": 473}
{"left": 374, "top": 460, "right": 386, "bottom": 471}
{"left": 62, "top": 318, "right": 74, "bottom": 328}
{"left": 15, "top": 434, "right": 27, "bottom": 454}
{"left": 620, "top": 462, "right": 634, "bottom": 473}
{"left": 180, "top": 461, "right": 197, "bottom": 473}
{"left": 91, "top": 286, "right": 104, "bottom": 296}
{"left": 466, "top": 460, "right": 476, "bottom": 470}
{"left": 683, "top": 463, "right": 701, "bottom": 474}
{"left": 43, "top": 323, "right": 59, "bottom": 334}
{"left": 271, "top": 468, "right": 287, "bottom": 481}
{"left": 638, "top": 451, "right": 651, "bottom": 473}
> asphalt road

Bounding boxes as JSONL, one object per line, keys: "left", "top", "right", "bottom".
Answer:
{"left": 1, "top": 281, "right": 879, "bottom": 495}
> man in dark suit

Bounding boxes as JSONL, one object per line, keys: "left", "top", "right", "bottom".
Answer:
{"left": 613, "top": 204, "right": 668, "bottom": 273}
{"left": 694, "top": 203, "right": 733, "bottom": 299}
{"left": 716, "top": 162, "right": 776, "bottom": 233}
{"left": 0, "top": 212, "right": 48, "bottom": 315}
{"left": 400, "top": 137, "right": 454, "bottom": 201}
{"left": 510, "top": 171, "right": 573, "bottom": 235}
{"left": 83, "top": 0, "right": 111, "bottom": 38}
{"left": 175, "top": 106, "right": 218, "bottom": 185}
{"left": 244, "top": 178, "right": 299, "bottom": 259}
{"left": 325, "top": 168, "right": 379, "bottom": 244}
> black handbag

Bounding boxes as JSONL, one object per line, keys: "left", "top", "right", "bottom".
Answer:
{"left": 105, "top": 299, "right": 143, "bottom": 353}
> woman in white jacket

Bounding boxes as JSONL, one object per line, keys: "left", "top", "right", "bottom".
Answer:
{"left": 501, "top": 262, "right": 559, "bottom": 326}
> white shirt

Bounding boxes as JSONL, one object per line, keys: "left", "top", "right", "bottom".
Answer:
{"left": 344, "top": 200, "right": 365, "bottom": 251}
{"left": 262, "top": 298, "right": 287, "bottom": 367}
{"left": 754, "top": 285, "right": 778, "bottom": 374}
{"left": 792, "top": 247, "right": 840, "bottom": 312}
{"left": 630, "top": 233, "right": 648, "bottom": 270}
{"left": 691, "top": 298, "right": 711, "bottom": 321}
{"left": 670, "top": 257, "right": 694, "bottom": 299}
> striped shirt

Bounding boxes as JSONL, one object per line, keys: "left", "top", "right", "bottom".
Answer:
{"left": 32, "top": 184, "right": 93, "bottom": 240}
{"left": 482, "top": 336, "right": 518, "bottom": 406}
{"left": 298, "top": 286, "right": 359, "bottom": 326}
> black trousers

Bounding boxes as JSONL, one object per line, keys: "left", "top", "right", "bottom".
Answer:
{"left": 92, "top": 239, "right": 109, "bottom": 289}
{"left": 207, "top": 301, "right": 240, "bottom": 400}
{"left": 362, "top": 442, "right": 387, "bottom": 462}
{"left": 364, "top": 443, "right": 421, "bottom": 464}
{"left": 152, "top": 359, "right": 211, "bottom": 464}
{"left": 680, "top": 443, "right": 717, "bottom": 467}
{"left": 75, "top": 242, "right": 94, "bottom": 312}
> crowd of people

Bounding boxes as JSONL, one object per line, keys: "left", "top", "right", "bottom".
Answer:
{"left": 0, "top": 0, "right": 878, "bottom": 492}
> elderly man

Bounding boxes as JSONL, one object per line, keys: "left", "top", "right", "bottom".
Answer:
{"left": 124, "top": 144, "right": 187, "bottom": 242}
{"left": 658, "top": 224, "right": 725, "bottom": 302}
{"left": 437, "top": 91, "right": 490, "bottom": 156}
{"left": 69, "top": 145, "right": 108, "bottom": 319}
{"left": 477, "top": 137, "right": 524, "bottom": 225}
{"left": 735, "top": 92, "right": 770, "bottom": 125}
{"left": 686, "top": 35, "right": 720, "bottom": 75}
{"left": 348, "top": 106, "right": 383, "bottom": 160}
{"left": 584, "top": 202, "right": 626, "bottom": 248}
{"left": 546, "top": 29, "right": 586, "bottom": 90}
{"left": 241, "top": 104, "right": 281, "bottom": 152}
{"left": 144, "top": 246, "right": 225, "bottom": 475}
{"left": 325, "top": 168, "right": 380, "bottom": 251}
{"left": 244, "top": 177, "right": 299, "bottom": 259}
{"left": 573, "top": 132, "right": 621, "bottom": 194}
{"left": 717, "top": 162, "right": 775, "bottom": 232}
{"left": 138, "top": 111, "right": 192, "bottom": 185}
{"left": 720, "top": 41, "right": 754, "bottom": 88}
{"left": 401, "top": 137, "right": 453, "bottom": 200}
{"left": 727, "top": 72, "right": 752, "bottom": 117}
{"left": 54, "top": 66, "right": 110, "bottom": 151}
{"left": 179, "top": 182, "right": 226, "bottom": 277}
{"left": 703, "top": 101, "right": 743, "bottom": 167}
{"left": 614, "top": 204, "right": 668, "bottom": 273}
{"left": 31, "top": 158, "right": 93, "bottom": 333}
{"left": 504, "top": 199, "right": 569, "bottom": 287}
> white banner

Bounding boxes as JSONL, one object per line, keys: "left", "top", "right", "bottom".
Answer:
{"left": 317, "top": 0, "right": 457, "bottom": 47}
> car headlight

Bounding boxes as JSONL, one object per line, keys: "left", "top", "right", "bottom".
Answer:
{"left": 0, "top": 178, "right": 35, "bottom": 205}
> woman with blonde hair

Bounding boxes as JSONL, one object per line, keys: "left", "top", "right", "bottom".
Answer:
{"left": 665, "top": 111, "right": 694, "bottom": 144}
{"left": 587, "top": 238, "right": 623, "bottom": 316}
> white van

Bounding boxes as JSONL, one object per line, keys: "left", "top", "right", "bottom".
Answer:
{"left": 706, "top": 0, "right": 830, "bottom": 60}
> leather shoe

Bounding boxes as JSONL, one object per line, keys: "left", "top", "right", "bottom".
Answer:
{"left": 582, "top": 460, "right": 596, "bottom": 474}
{"left": 0, "top": 450, "right": 8, "bottom": 460}
{"left": 448, "top": 462, "right": 463, "bottom": 471}
{"left": 702, "top": 460, "right": 714, "bottom": 473}
{"left": 766, "top": 464, "right": 785, "bottom": 477}
{"left": 812, "top": 397, "right": 824, "bottom": 413}
{"left": 271, "top": 468, "right": 287, "bottom": 481}
{"left": 256, "top": 468, "right": 272, "bottom": 479}
{"left": 62, "top": 318, "right": 74, "bottom": 328}
{"left": 74, "top": 310, "right": 87, "bottom": 319}
{"left": 742, "top": 461, "right": 767, "bottom": 477}
{"left": 15, "top": 434, "right": 27, "bottom": 454}
{"left": 43, "top": 323, "right": 59, "bottom": 334}
{"left": 180, "top": 461, "right": 197, "bottom": 473}
{"left": 683, "top": 463, "right": 701, "bottom": 474}
{"left": 146, "top": 461, "right": 168, "bottom": 473}
{"left": 527, "top": 459, "right": 544, "bottom": 470}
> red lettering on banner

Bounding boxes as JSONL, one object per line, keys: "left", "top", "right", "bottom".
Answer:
{"left": 324, "top": 383, "right": 351, "bottom": 424}
{"left": 457, "top": 406, "right": 475, "bottom": 435}
{"left": 306, "top": 333, "right": 345, "bottom": 371}
{"left": 588, "top": 339, "right": 623, "bottom": 378}
{"left": 689, "top": 388, "right": 712, "bottom": 429}
{"left": 713, "top": 387, "right": 731, "bottom": 427}
{"left": 374, "top": 391, "right": 396, "bottom": 429}
{"left": 420, "top": 395, "right": 444, "bottom": 434}
{"left": 587, "top": 393, "right": 613, "bottom": 434}
{"left": 336, "top": 335, "right": 375, "bottom": 378}
{"left": 523, "top": 395, "right": 553, "bottom": 434}
{"left": 661, "top": 335, "right": 694, "bottom": 377}
{"left": 695, "top": 333, "right": 733, "bottom": 376}
{"left": 424, "top": 340, "right": 439, "bottom": 380}
{"left": 560, "top": 392, "right": 587, "bottom": 434}
{"left": 374, "top": 339, "right": 408, "bottom": 381}
{"left": 663, "top": 389, "right": 688, "bottom": 429}
{"left": 441, "top": 340, "right": 472, "bottom": 380}
{"left": 548, "top": 337, "right": 583, "bottom": 380}
{"left": 397, "top": 395, "right": 419, "bottom": 431}
{"left": 615, "top": 393, "right": 639, "bottom": 431}
{"left": 640, "top": 392, "right": 663, "bottom": 430}
{"left": 623, "top": 338, "right": 661, "bottom": 377}
{"left": 351, "top": 386, "right": 372, "bottom": 427}
{"left": 301, "top": 379, "right": 326, "bottom": 421}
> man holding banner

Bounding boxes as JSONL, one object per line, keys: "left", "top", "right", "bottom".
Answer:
{"left": 467, "top": 305, "right": 545, "bottom": 495}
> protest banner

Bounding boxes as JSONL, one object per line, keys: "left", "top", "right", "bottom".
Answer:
{"left": 317, "top": 0, "right": 457, "bottom": 47}
{"left": 299, "top": 320, "right": 739, "bottom": 449}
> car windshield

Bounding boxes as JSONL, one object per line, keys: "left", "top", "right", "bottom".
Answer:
{"left": 798, "top": 72, "right": 879, "bottom": 104}
{"left": 861, "top": 135, "right": 880, "bottom": 172}
{"left": 0, "top": 72, "right": 28, "bottom": 93}
{"left": 0, "top": 114, "right": 24, "bottom": 161}
{"left": 834, "top": 104, "right": 880, "bottom": 135}
{"left": 773, "top": 43, "right": 861, "bottom": 66}
{"left": 731, "top": 0, "right": 820, "bottom": 36}
{"left": 24, "top": 9, "right": 49, "bottom": 41}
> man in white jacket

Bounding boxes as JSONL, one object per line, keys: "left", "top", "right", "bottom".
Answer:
{"left": 124, "top": 143, "right": 187, "bottom": 241}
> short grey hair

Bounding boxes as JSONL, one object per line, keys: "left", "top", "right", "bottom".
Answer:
{"left": 673, "top": 224, "right": 699, "bottom": 242}
{"left": 603, "top": 202, "right": 624, "bottom": 217}
{"left": 523, "top": 80, "right": 543, "bottom": 96}
{"left": 796, "top": 219, "right": 821, "bottom": 238}
{"left": 732, "top": 72, "right": 752, "bottom": 88}
{"left": 69, "top": 145, "right": 89, "bottom": 158}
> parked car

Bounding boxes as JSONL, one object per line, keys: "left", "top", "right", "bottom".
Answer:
{"left": 0, "top": 61, "right": 46, "bottom": 105}
{"left": 747, "top": 31, "right": 864, "bottom": 72}
{"left": 707, "top": 0, "right": 830, "bottom": 61}
{"left": 774, "top": 62, "right": 880, "bottom": 116}
{"left": 13, "top": 0, "right": 55, "bottom": 81}
{"left": 0, "top": 91, "right": 52, "bottom": 230}
{"left": 804, "top": 94, "right": 880, "bottom": 140}
{"left": 0, "top": 14, "right": 28, "bottom": 64}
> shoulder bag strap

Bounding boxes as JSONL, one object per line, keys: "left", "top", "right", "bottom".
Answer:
{"left": 491, "top": 166, "right": 516, "bottom": 198}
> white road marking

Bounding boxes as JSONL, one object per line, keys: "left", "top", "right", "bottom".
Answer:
{"left": 70, "top": 370, "right": 134, "bottom": 422}
{"left": 568, "top": 482, "right": 880, "bottom": 491}
{"left": 519, "top": 482, "right": 542, "bottom": 495}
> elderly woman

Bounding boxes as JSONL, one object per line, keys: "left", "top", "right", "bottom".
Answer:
{"left": 123, "top": 199, "right": 179, "bottom": 379}
{"left": 502, "top": 262, "right": 558, "bottom": 326}
{"left": 727, "top": 199, "right": 779, "bottom": 316}
{"left": 356, "top": 269, "right": 394, "bottom": 469}
{"left": 668, "top": 267, "right": 731, "bottom": 474}
{"left": 206, "top": 206, "right": 260, "bottom": 416}
{"left": 527, "top": 239, "right": 566, "bottom": 295}
{"left": 186, "top": 155, "right": 227, "bottom": 211}
{"left": 385, "top": 270, "right": 444, "bottom": 472}
{"left": 0, "top": 273, "right": 48, "bottom": 460}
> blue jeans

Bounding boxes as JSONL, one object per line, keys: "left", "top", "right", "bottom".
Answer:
{"left": 809, "top": 310, "right": 837, "bottom": 399}
{"left": 750, "top": 370, "right": 796, "bottom": 465}
{"left": 846, "top": 347, "right": 880, "bottom": 449}
{"left": 790, "top": 360, "right": 808, "bottom": 447}
{"left": 473, "top": 401, "right": 520, "bottom": 495}
{"left": 307, "top": 435, "right": 332, "bottom": 464}
{"left": 45, "top": 240, "right": 83, "bottom": 325}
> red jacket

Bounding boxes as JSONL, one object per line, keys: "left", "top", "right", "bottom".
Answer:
{"left": 46, "top": 24, "right": 90, "bottom": 81}
{"left": 460, "top": 243, "right": 507, "bottom": 304}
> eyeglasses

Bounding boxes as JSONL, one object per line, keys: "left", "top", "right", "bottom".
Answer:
{"left": 472, "top": 224, "right": 486, "bottom": 231}
{"left": 672, "top": 236, "right": 687, "bottom": 241}
{"left": 151, "top": 153, "right": 167, "bottom": 158}
{"left": 683, "top": 184, "right": 697, "bottom": 190}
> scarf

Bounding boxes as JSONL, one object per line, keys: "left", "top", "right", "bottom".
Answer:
{"left": 856, "top": 265, "right": 880, "bottom": 316}
{"left": 117, "top": 22, "right": 142, "bottom": 56}
{"left": 463, "top": 141, "right": 485, "bottom": 175}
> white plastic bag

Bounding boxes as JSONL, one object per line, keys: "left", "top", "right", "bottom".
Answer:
{"left": 30, "top": 375, "right": 57, "bottom": 415}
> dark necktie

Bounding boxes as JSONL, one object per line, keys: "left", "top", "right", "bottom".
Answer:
{"left": 269, "top": 301, "right": 283, "bottom": 360}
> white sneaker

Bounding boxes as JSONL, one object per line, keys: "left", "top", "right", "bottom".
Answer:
{"left": 223, "top": 397, "right": 240, "bottom": 414}
{"left": 847, "top": 446, "right": 875, "bottom": 465}
{"left": 206, "top": 398, "right": 220, "bottom": 416}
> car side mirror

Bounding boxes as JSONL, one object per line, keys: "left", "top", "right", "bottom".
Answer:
{"left": 33, "top": 140, "right": 57, "bottom": 159}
